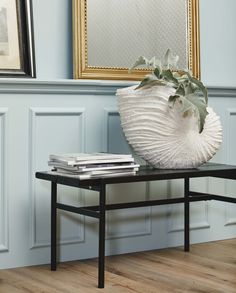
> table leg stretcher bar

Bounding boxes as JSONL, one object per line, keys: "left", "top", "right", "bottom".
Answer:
{"left": 56, "top": 194, "right": 215, "bottom": 216}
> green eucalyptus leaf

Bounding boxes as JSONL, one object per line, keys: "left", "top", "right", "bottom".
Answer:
{"left": 169, "top": 95, "right": 194, "bottom": 116}
{"left": 135, "top": 76, "right": 153, "bottom": 90}
{"left": 180, "top": 97, "right": 196, "bottom": 116}
{"left": 163, "top": 49, "right": 179, "bottom": 69}
{"left": 135, "top": 78, "right": 165, "bottom": 90}
{"left": 168, "top": 93, "right": 208, "bottom": 133}
{"left": 129, "top": 56, "right": 149, "bottom": 73}
{"left": 176, "top": 84, "right": 185, "bottom": 96}
{"left": 186, "top": 72, "right": 208, "bottom": 104}
{"left": 154, "top": 67, "right": 161, "bottom": 79}
{"left": 148, "top": 56, "right": 156, "bottom": 67}
{"left": 149, "top": 56, "right": 162, "bottom": 68}
{"left": 129, "top": 56, "right": 163, "bottom": 73}
{"left": 162, "top": 69, "right": 179, "bottom": 86}
{"left": 169, "top": 95, "right": 196, "bottom": 119}
{"left": 168, "top": 94, "right": 179, "bottom": 108}
{"left": 185, "top": 93, "right": 208, "bottom": 132}
{"left": 184, "top": 82, "right": 196, "bottom": 95}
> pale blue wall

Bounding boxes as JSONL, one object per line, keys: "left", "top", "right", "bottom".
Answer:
{"left": 32, "top": 0, "right": 73, "bottom": 79}
{"left": 200, "top": 0, "right": 236, "bottom": 86}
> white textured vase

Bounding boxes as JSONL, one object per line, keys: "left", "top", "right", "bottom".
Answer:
{"left": 116, "top": 85, "right": 222, "bottom": 169}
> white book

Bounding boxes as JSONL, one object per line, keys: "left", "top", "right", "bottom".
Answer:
{"left": 48, "top": 162, "right": 78, "bottom": 171}
{"left": 49, "top": 152, "right": 132, "bottom": 162}
{"left": 78, "top": 163, "right": 140, "bottom": 172}
{"left": 89, "top": 170, "right": 137, "bottom": 179}
{"left": 90, "top": 168, "right": 139, "bottom": 175}
{"left": 53, "top": 167, "right": 139, "bottom": 175}
{"left": 49, "top": 169, "right": 137, "bottom": 180}
{"left": 48, "top": 161, "right": 138, "bottom": 172}
{"left": 49, "top": 157, "right": 134, "bottom": 166}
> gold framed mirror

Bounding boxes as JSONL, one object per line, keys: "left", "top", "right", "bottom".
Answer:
{"left": 73, "top": 0, "right": 200, "bottom": 80}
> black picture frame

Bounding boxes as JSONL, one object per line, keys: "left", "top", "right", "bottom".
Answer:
{"left": 0, "top": 0, "right": 36, "bottom": 78}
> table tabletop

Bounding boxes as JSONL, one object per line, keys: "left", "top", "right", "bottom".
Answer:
{"left": 36, "top": 163, "right": 236, "bottom": 188}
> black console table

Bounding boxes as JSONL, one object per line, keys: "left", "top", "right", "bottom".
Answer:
{"left": 36, "top": 163, "right": 236, "bottom": 288}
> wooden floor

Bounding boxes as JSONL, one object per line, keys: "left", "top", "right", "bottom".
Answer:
{"left": 1, "top": 239, "right": 236, "bottom": 293}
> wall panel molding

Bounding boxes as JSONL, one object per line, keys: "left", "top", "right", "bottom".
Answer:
{"left": 0, "top": 108, "right": 9, "bottom": 252}
{"left": 226, "top": 109, "right": 236, "bottom": 164}
{"left": 0, "top": 80, "right": 135, "bottom": 95}
{"left": 208, "top": 87, "right": 236, "bottom": 97}
{"left": 102, "top": 108, "right": 118, "bottom": 152}
{"left": 29, "top": 107, "right": 86, "bottom": 248}
{"left": 168, "top": 203, "right": 210, "bottom": 233}
{"left": 168, "top": 207, "right": 210, "bottom": 233}
{"left": 0, "top": 80, "right": 235, "bottom": 97}
{"left": 224, "top": 109, "right": 236, "bottom": 226}
{"left": 103, "top": 109, "right": 151, "bottom": 239}
{"left": 168, "top": 179, "right": 210, "bottom": 233}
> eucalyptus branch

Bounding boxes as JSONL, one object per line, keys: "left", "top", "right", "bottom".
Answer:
{"left": 129, "top": 49, "right": 208, "bottom": 133}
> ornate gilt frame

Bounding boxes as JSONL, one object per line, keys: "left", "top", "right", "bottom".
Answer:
{"left": 73, "top": 0, "right": 200, "bottom": 80}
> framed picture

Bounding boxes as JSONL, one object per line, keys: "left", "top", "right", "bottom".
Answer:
{"left": 0, "top": 0, "right": 36, "bottom": 77}
{"left": 73, "top": 0, "right": 200, "bottom": 81}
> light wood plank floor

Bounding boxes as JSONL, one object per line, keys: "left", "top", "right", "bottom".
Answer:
{"left": 1, "top": 239, "right": 236, "bottom": 293}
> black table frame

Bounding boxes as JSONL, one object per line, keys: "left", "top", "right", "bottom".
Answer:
{"left": 36, "top": 163, "right": 236, "bottom": 288}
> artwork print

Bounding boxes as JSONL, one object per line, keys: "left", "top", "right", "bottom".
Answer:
{"left": 0, "top": 0, "right": 35, "bottom": 77}
{"left": 0, "top": 6, "right": 9, "bottom": 56}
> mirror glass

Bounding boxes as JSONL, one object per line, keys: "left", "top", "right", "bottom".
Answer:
{"left": 87, "top": 0, "right": 188, "bottom": 69}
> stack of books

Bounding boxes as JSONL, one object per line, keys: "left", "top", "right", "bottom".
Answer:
{"left": 48, "top": 153, "right": 139, "bottom": 179}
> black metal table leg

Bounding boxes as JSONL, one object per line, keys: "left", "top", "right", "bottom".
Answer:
{"left": 51, "top": 181, "right": 57, "bottom": 270}
{"left": 98, "top": 183, "right": 106, "bottom": 288}
{"left": 184, "top": 178, "right": 190, "bottom": 252}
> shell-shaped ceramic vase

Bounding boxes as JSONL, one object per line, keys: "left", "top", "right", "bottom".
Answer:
{"left": 116, "top": 85, "right": 222, "bottom": 169}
